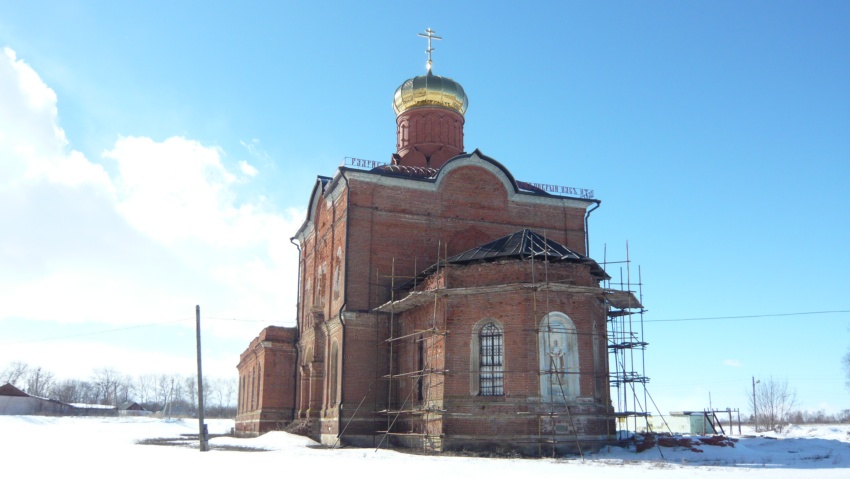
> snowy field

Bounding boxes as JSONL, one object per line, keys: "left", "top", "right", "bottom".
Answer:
{"left": 1, "top": 416, "right": 849, "bottom": 478}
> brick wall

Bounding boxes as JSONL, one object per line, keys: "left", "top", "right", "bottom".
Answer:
{"left": 344, "top": 160, "right": 590, "bottom": 313}
{"left": 265, "top": 154, "right": 608, "bottom": 453}
{"left": 387, "top": 259, "right": 613, "bottom": 453}
{"left": 235, "top": 326, "right": 298, "bottom": 436}
{"left": 395, "top": 107, "right": 464, "bottom": 168}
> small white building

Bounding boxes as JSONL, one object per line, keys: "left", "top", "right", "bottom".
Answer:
{"left": 641, "top": 411, "right": 720, "bottom": 435}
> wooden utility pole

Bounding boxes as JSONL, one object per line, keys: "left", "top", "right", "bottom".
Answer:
{"left": 196, "top": 305, "right": 208, "bottom": 452}
{"left": 752, "top": 376, "right": 759, "bottom": 433}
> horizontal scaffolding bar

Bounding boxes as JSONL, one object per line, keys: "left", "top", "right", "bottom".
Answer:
{"left": 376, "top": 407, "right": 445, "bottom": 415}
{"left": 610, "top": 379, "right": 650, "bottom": 386}
{"left": 385, "top": 328, "right": 447, "bottom": 343}
{"left": 608, "top": 341, "right": 649, "bottom": 350}
{"left": 611, "top": 412, "right": 651, "bottom": 418}
{"left": 381, "top": 368, "right": 447, "bottom": 379}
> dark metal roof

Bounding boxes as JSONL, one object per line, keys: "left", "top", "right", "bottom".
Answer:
{"left": 317, "top": 175, "right": 332, "bottom": 193}
{"left": 447, "top": 229, "right": 587, "bottom": 264}
{"left": 400, "top": 229, "right": 609, "bottom": 290}
{"left": 0, "top": 383, "right": 29, "bottom": 397}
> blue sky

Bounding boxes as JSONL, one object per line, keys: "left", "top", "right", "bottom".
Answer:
{"left": 1, "top": 1, "right": 848, "bottom": 415}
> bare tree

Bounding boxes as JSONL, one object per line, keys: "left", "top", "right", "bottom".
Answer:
{"left": 223, "top": 377, "right": 236, "bottom": 409}
{"left": 92, "top": 368, "right": 121, "bottom": 405}
{"left": 747, "top": 377, "right": 797, "bottom": 432}
{"left": 54, "top": 379, "right": 96, "bottom": 405}
{"left": 171, "top": 376, "right": 185, "bottom": 404}
{"left": 2, "top": 360, "right": 238, "bottom": 416}
{"left": 25, "top": 366, "right": 54, "bottom": 398}
{"left": 183, "top": 375, "right": 197, "bottom": 415}
{"left": 79, "top": 380, "right": 99, "bottom": 405}
{"left": 212, "top": 378, "right": 226, "bottom": 409}
{"left": 136, "top": 374, "right": 156, "bottom": 404}
{"left": 156, "top": 375, "right": 172, "bottom": 412}
{"left": 1, "top": 361, "right": 30, "bottom": 386}
{"left": 209, "top": 377, "right": 237, "bottom": 417}
{"left": 52, "top": 379, "right": 82, "bottom": 403}
{"left": 114, "top": 374, "right": 135, "bottom": 404}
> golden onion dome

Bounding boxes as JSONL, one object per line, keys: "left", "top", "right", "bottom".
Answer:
{"left": 392, "top": 71, "right": 469, "bottom": 116}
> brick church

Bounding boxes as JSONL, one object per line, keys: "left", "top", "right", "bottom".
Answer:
{"left": 236, "top": 33, "right": 635, "bottom": 455}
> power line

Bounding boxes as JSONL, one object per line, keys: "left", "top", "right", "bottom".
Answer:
{"left": 4, "top": 309, "right": 847, "bottom": 345}
{"left": 0, "top": 318, "right": 193, "bottom": 346}
{"left": 0, "top": 316, "right": 291, "bottom": 346}
{"left": 646, "top": 310, "right": 850, "bottom": 323}
{"left": 204, "top": 317, "right": 273, "bottom": 323}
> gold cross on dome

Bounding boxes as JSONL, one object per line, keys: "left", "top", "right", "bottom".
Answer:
{"left": 418, "top": 28, "right": 442, "bottom": 71}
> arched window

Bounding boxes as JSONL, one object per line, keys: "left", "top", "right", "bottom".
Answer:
{"left": 329, "top": 341, "right": 339, "bottom": 406}
{"left": 397, "top": 119, "right": 409, "bottom": 148}
{"left": 538, "top": 312, "right": 580, "bottom": 399}
{"left": 250, "top": 367, "right": 255, "bottom": 410}
{"left": 477, "top": 321, "right": 504, "bottom": 396}
{"left": 304, "top": 278, "right": 312, "bottom": 328}
{"left": 333, "top": 248, "right": 343, "bottom": 300}
{"left": 315, "top": 265, "right": 323, "bottom": 307}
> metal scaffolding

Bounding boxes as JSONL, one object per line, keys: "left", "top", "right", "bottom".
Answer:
{"left": 603, "top": 243, "right": 653, "bottom": 444}
{"left": 351, "top": 234, "right": 653, "bottom": 456}
{"left": 374, "top": 246, "right": 449, "bottom": 451}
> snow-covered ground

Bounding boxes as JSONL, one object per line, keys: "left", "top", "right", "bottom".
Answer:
{"left": 1, "top": 416, "right": 849, "bottom": 478}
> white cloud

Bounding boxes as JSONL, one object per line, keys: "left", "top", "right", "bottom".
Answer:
{"left": 0, "top": 47, "right": 112, "bottom": 192}
{"left": 240, "top": 138, "right": 271, "bottom": 165}
{"left": 104, "top": 136, "right": 238, "bottom": 246}
{"left": 239, "top": 160, "right": 258, "bottom": 177}
{"left": 723, "top": 359, "right": 742, "bottom": 368}
{"left": 0, "top": 47, "right": 303, "bottom": 378}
